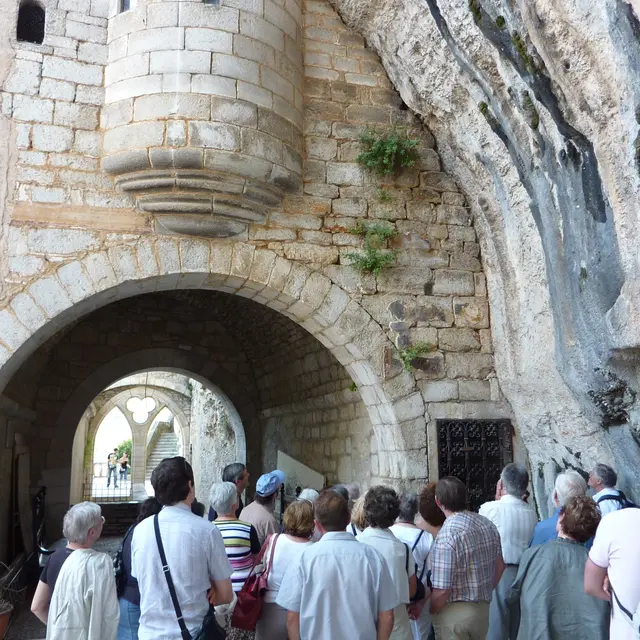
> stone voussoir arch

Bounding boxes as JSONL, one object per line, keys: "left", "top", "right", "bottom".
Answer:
{"left": 0, "top": 238, "right": 425, "bottom": 482}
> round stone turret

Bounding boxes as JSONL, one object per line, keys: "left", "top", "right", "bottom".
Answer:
{"left": 101, "top": 0, "right": 303, "bottom": 236}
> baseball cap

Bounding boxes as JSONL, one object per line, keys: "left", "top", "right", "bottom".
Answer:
{"left": 256, "top": 470, "right": 285, "bottom": 497}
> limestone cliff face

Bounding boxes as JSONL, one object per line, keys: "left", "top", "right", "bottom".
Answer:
{"left": 329, "top": 0, "right": 640, "bottom": 505}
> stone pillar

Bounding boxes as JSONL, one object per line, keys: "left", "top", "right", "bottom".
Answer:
{"left": 131, "top": 421, "right": 148, "bottom": 500}
{"left": 101, "top": 0, "right": 303, "bottom": 237}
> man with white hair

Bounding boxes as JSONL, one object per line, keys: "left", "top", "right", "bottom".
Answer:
{"left": 480, "top": 463, "right": 537, "bottom": 640}
{"left": 31, "top": 501, "right": 119, "bottom": 639}
{"left": 529, "top": 470, "right": 588, "bottom": 546}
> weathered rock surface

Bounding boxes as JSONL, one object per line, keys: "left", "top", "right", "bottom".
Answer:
{"left": 330, "top": 0, "right": 640, "bottom": 506}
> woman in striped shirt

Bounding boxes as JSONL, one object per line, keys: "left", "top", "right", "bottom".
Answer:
{"left": 210, "top": 482, "right": 261, "bottom": 593}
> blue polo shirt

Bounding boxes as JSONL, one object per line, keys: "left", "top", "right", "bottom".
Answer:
{"left": 529, "top": 507, "right": 593, "bottom": 549}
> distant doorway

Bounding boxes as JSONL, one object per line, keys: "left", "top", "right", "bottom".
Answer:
{"left": 437, "top": 419, "right": 513, "bottom": 511}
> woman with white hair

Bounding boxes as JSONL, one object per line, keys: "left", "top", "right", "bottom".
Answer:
{"left": 31, "top": 501, "right": 119, "bottom": 639}
{"left": 210, "top": 482, "right": 261, "bottom": 593}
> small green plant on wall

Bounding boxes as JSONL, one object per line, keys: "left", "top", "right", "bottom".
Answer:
{"left": 399, "top": 342, "right": 436, "bottom": 371}
{"left": 345, "top": 221, "right": 397, "bottom": 276}
{"left": 356, "top": 129, "right": 420, "bottom": 175}
{"left": 377, "top": 188, "right": 394, "bottom": 203}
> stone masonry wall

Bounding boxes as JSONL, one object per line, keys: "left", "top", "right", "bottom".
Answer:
{"left": 0, "top": 0, "right": 515, "bottom": 559}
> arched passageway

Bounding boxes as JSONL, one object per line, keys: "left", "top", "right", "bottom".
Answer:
{"left": 0, "top": 247, "right": 424, "bottom": 541}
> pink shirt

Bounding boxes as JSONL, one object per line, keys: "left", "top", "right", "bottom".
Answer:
{"left": 589, "top": 508, "right": 640, "bottom": 640}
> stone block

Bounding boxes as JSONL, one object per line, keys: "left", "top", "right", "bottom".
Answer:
{"left": 438, "top": 328, "right": 481, "bottom": 352}
{"left": 134, "top": 93, "right": 211, "bottom": 121}
{"left": 345, "top": 104, "right": 390, "bottom": 123}
{"left": 105, "top": 54, "right": 150, "bottom": 85}
{"left": 27, "top": 228, "right": 99, "bottom": 254}
{"left": 103, "top": 121, "right": 165, "bottom": 153}
{"left": 369, "top": 201, "right": 406, "bottom": 221}
{"left": 166, "top": 121, "right": 187, "bottom": 146}
{"left": 150, "top": 50, "right": 211, "bottom": 74}
{"left": 326, "top": 162, "right": 364, "bottom": 186}
{"left": 188, "top": 122, "right": 240, "bottom": 150}
{"left": 407, "top": 327, "right": 438, "bottom": 349}
{"left": 39, "top": 78, "right": 75, "bottom": 101}
{"left": 57, "top": 261, "right": 96, "bottom": 303}
{"left": 284, "top": 244, "right": 338, "bottom": 264}
{"left": 54, "top": 102, "right": 99, "bottom": 130}
{"left": 419, "top": 379, "right": 458, "bottom": 402}
{"left": 432, "top": 270, "right": 475, "bottom": 296}
{"left": 105, "top": 75, "right": 163, "bottom": 103}
{"left": 82, "top": 251, "right": 118, "bottom": 292}
{"left": 447, "top": 226, "right": 476, "bottom": 242}
{"left": 395, "top": 250, "right": 448, "bottom": 269}
{"left": 78, "top": 42, "right": 108, "bottom": 64}
{"left": 0, "top": 309, "right": 30, "bottom": 350}
{"left": 332, "top": 197, "right": 367, "bottom": 217}
{"left": 12, "top": 95, "right": 53, "bottom": 123}
{"left": 436, "top": 204, "right": 471, "bottom": 226}
{"left": 241, "top": 128, "right": 283, "bottom": 164}
{"left": 74, "top": 130, "right": 101, "bottom": 156}
{"left": 261, "top": 67, "right": 294, "bottom": 102}
{"left": 235, "top": 81, "right": 271, "bottom": 108}
{"left": 185, "top": 28, "right": 234, "bottom": 53}
{"left": 65, "top": 19, "right": 107, "bottom": 44}
{"left": 146, "top": 3, "right": 179, "bottom": 29}
{"left": 453, "top": 297, "right": 490, "bottom": 329}
{"left": 10, "top": 293, "right": 47, "bottom": 332}
{"left": 32, "top": 125, "right": 74, "bottom": 152}
{"left": 192, "top": 75, "right": 237, "bottom": 98}
{"left": 4, "top": 59, "right": 41, "bottom": 95}
{"left": 100, "top": 100, "right": 133, "bottom": 128}
{"left": 377, "top": 267, "right": 432, "bottom": 295}
{"left": 345, "top": 72, "right": 377, "bottom": 86}
{"left": 442, "top": 191, "right": 465, "bottom": 206}
{"left": 75, "top": 85, "right": 104, "bottom": 105}
{"left": 407, "top": 201, "right": 436, "bottom": 223}
{"left": 249, "top": 226, "right": 296, "bottom": 241}
{"left": 411, "top": 351, "right": 445, "bottom": 379}
{"left": 445, "top": 353, "right": 493, "bottom": 379}
{"left": 458, "top": 380, "right": 491, "bottom": 401}
{"left": 258, "top": 108, "right": 295, "bottom": 145}
{"left": 28, "top": 276, "right": 72, "bottom": 317}
{"left": 420, "top": 171, "right": 458, "bottom": 192}
{"left": 127, "top": 27, "right": 184, "bottom": 55}
{"left": 30, "top": 186, "right": 65, "bottom": 203}
{"left": 42, "top": 57, "right": 103, "bottom": 86}
{"left": 179, "top": 4, "right": 239, "bottom": 31}
{"left": 450, "top": 253, "right": 482, "bottom": 271}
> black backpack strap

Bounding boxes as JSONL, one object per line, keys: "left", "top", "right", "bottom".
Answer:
{"left": 154, "top": 514, "right": 191, "bottom": 640}
{"left": 405, "top": 543, "right": 410, "bottom": 574}
{"left": 412, "top": 530, "right": 424, "bottom": 552}
{"left": 596, "top": 494, "right": 624, "bottom": 505}
{"left": 611, "top": 585, "right": 634, "bottom": 620}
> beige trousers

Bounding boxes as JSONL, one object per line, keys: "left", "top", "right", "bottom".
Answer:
{"left": 432, "top": 601, "right": 490, "bottom": 640}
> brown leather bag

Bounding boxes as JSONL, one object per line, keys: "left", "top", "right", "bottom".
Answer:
{"left": 230, "top": 533, "right": 278, "bottom": 631}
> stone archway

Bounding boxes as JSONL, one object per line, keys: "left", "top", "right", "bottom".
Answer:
{"left": 69, "top": 383, "right": 194, "bottom": 504}
{"left": 0, "top": 241, "right": 422, "bottom": 484}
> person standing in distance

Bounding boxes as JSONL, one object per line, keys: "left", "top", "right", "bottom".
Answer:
{"left": 208, "top": 462, "right": 250, "bottom": 521}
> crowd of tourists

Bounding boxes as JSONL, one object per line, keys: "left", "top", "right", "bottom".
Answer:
{"left": 31, "top": 458, "right": 640, "bottom": 640}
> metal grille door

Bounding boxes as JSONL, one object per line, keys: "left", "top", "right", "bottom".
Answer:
{"left": 437, "top": 419, "right": 513, "bottom": 511}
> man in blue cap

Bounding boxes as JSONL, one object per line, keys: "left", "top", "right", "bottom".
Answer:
{"left": 239, "top": 470, "right": 285, "bottom": 546}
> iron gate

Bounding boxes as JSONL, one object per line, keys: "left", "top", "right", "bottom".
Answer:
{"left": 437, "top": 419, "right": 513, "bottom": 512}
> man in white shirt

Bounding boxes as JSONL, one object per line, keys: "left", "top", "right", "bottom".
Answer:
{"left": 480, "top": 463, "right": 537, "bottom": 640}
{"left": 276, "top": 489, "right": 398, "bottom": 640}
{"left": 585, "top": 507, "right": 640, "bottom": 640}
{"left": 132, "top": 456, "right": 233, "bottom": 640}
{"left": 588, "top": 463, "right": 627, "bottom": 516}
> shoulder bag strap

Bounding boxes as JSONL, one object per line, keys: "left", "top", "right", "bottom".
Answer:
{"left": 154, "top": 514, "right": 191, "bottom": 640}
{"left": 351, "top": 523, "right": 357, "bottom": 536}
{"left": 611, "top": 585, "right": 634, "bottom": 621}
{"left": 411, "top": 530, "right": 424, "bottom": 552}
{"left": 405, "top": 543, "right": 410, "bottom": 575}
{"left": 264, "top": 534, "right": 279, "bottom": 581}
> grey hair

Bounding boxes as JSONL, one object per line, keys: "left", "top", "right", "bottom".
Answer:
{"left": 592, "top": 464, "right": 617, "bottom": 488}
{"left": 209, "top": 482, "right": 238, "bottom": 516}
{"left": 501, "top": 463, "right": 529, "bottom": 497}
{"left": 62, "top": 502, "right": 102, "bottom": 544}
{"left": 345, "top": 483, "right": 361, "bottom": 501}
{"left": 555, "top": 470, "right": 588, "bottom": 506}
{"left": 398, "top": 491, "right": 418, "bottom": 523}
{"left": 298, "top": 488, "right": 319, "bottom": 503}
{"left": 222, "top": 463, "right": 246, "bottom": 484}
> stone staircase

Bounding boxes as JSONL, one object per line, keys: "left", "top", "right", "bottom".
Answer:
{"left": 145, "top": 429, "right": 179, "bottom": 481}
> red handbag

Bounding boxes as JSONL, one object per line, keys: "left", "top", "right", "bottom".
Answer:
{"left": 230, "top": 533, "right": 279, "bottom": 631}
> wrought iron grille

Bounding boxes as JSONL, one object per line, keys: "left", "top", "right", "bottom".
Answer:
{"left": 437, "top": 419, "right": 513, "bottom": 512}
